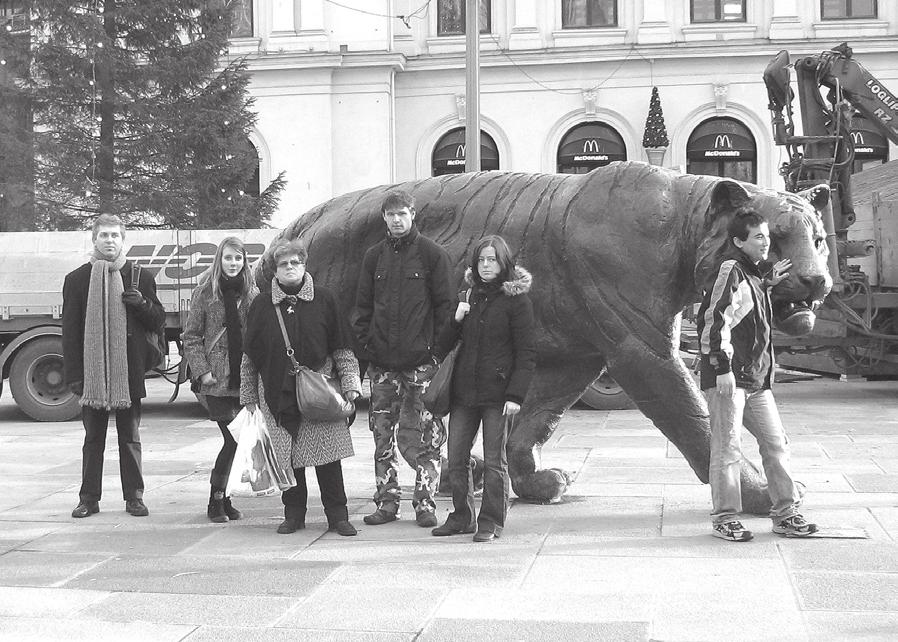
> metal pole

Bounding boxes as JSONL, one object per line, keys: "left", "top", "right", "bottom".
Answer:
{"left": 464, "top": 0, "right": 480, "bottom": 172}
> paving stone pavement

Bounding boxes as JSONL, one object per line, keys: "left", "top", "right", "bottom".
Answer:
{"left": 0, "top": 374, "right": 896, "bottom": 641}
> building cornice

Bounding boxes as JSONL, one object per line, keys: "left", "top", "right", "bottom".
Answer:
{"left": 237, "top": 50, "right": 407, "bottom": 73}
{"left": 401, "top": 37, "right": 898, "bottom": 72}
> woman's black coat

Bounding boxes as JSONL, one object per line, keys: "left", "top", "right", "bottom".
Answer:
{"left": 435, "top": 267, "right": 536, "bottom": 407}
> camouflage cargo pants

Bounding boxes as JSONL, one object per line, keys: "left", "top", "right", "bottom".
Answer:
{"left": 368, "top": 363, "right": 446, "bottom": 515}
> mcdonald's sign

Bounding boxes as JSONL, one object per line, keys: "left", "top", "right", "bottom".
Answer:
{"left": 582, "top": 139, "right": 601, "bottom": 153}
{"left": 714, "top": 134, "right": 733, "bottom": 148}
{"left": 849, "top": 124, "right": 888, "bottom": 158}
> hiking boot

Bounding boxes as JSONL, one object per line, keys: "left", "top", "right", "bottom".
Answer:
{"left": 207, "top": 492, "right": 228, "bottom": 523}
{"left": 712, "top": 520, "right": 753, "bottom": 542}
{"left": 328, "top": 520, "right": 358, "bottom": 536}
{"left": 363, "top": 508, "right": 399, "bottom": 525}
{"left": 276, "top": 517, "right": 305, "bottom": 534}
{"left": 773, "top": 514, "right": 818, "bottom": 537}
{"left": 432, "top": 521, "right": 476, "bottom": 536}
{"left": 125, "top": 499, "right": 149, "bottom": 517}
{"left": 416, "top": 511, "right": 438, "bottom": 528}
{"left": 222, "top": 497, "right": 242, "bottom": 521}
{"left": 72, "top": 501, "right": 99, "bottom": 518}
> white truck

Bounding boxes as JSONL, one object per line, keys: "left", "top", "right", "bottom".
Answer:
{"left": 0, "top": 229, "right": 280, "bottom": 421}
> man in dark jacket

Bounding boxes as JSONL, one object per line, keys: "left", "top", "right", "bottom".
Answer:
{"left": 352, "top": 190, "right": 454, "bottom": 527}
{"left": 697, "top": 209, "right": 817, "bottom": 542}
{"left": 63, "top": 214, "right": 165, "bottom": 519}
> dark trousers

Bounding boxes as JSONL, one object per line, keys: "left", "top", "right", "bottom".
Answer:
{"left": 282, "top": 459, "right": 348, "bottom": 525}
{"left": 210, "top": 420, "right": 238, "bottom": 493}
{"left": 446, "top": 404, "right": 509, "bottom": 533}
{"left": 79, "top": 401, "right": 144, "bottom": 503}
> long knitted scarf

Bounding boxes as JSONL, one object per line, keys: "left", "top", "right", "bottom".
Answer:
{"left": 80, "top": 250, "right": 131, "bottom": 410}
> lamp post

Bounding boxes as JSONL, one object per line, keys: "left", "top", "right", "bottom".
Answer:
{"left": 464, "top": 0, "right": 480, "bottom": 172}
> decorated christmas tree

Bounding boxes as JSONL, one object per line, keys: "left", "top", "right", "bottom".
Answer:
{"left": 642, "top": 86, "right": 669, "bottom": 148}
{"left": 0, "top": 0, "right": 283, "bottom": 230}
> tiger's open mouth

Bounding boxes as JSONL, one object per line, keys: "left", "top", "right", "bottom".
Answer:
{"left": 772, "top": 298, "right": 822, "bottom": 336}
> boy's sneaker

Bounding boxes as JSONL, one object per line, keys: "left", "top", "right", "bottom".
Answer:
{"left": 773, "top": 514, "right": 818, "bottom": 537}
{"left": 712, "top": 521, "right": 753, "bottom": 542}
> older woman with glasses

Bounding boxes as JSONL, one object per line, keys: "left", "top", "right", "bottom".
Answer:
{"left": 240, "top": 238, "right": 361, "bottom": 536}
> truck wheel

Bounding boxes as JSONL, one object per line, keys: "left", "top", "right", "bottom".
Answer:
{"left": 578, "top": 372, "right": 637, "bottom": 411}
{"left": 9, "top": 337, "right": 81, "bottom": 422}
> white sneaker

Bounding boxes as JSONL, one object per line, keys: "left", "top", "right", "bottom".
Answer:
{"left": 712, "top": 520, "right": 753, "bottom": 542}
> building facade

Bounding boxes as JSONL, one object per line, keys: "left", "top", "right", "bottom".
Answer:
{"left": 228, "top": 0, "right": 898, "bottom": 228}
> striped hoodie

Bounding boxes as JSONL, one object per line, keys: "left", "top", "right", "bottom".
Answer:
{"left": 697, "top": 249, "right": 774, "bottom": 392}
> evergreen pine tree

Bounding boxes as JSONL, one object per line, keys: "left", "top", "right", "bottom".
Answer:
{"left": 0, "top": 0, "right": 283, "bottom": 230}
{"left": 642, "top": 86, "right": 670, "bottom": 149}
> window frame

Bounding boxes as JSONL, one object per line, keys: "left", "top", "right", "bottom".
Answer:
{"left": 437, "top": 0, "right": 491, "bottom": 37}
{"left": 228, "top": 0, "right": 254, "bottom": 39}
{"left": 820, "top": 0, "right": 877, "bottom": 20}
{"left": 561, "top": 0, "right": 618, "bottom": 29}
{"left": 690, "top": 0, "right": 746, "bottom": 23}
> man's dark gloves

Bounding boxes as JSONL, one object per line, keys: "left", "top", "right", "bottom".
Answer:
{"left": 69, "top": 381, "right": 83, "bottom": 396}
{"left": 122, "top": 289, "right": 146, "bottom": 308}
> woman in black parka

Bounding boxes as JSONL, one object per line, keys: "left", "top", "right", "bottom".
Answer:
{"left": 432, "top": 235, "right": 536, "bottom": 542}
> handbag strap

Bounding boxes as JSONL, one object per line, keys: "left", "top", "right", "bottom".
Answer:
{"left": 274, "top": 305, "right": 303, "bottom": 374}
{"left": 206, "top": 327, "right": 227, "bottom": 358}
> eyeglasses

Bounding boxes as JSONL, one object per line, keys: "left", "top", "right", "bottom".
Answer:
{"left": 276, "top": 259, "right": 304, "bottom": 268}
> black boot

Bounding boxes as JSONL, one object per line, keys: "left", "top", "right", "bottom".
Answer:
{"left": 207, "top": 489, "right": 228, "bottom": 523}
{"left": 277, "top": 505, "right": 305, "bottom": 534}
{"left": 223, "top": 497, "right": 242, "bottom": 521}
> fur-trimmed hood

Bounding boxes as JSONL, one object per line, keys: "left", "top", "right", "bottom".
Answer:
{"left": 464, "top": 265, "right": 532, "bottom": 296}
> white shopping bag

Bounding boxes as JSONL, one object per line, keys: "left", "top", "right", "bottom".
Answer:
{"left": 226, "top": 406, "right": 294, "bottom": 497}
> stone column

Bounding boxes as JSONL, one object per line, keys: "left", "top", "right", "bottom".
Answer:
{"left": 509, "top": 0, "right": 542, "bottom": 50}
{"left": 769, "top": 0, "right": 804, "bottom": 40}
{"left": 637, "top": 0, "right": 672, "bottom": 44}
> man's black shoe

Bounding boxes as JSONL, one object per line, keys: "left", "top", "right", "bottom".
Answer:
{"left": 72, "top": 501, "right": 99, "bottom": 518}
{"left": 276, "top": 517, "right": 305, "bottom": 534}
{"left": 328, "top": 520, "right": 358, "bottom": 536}
{"left": 125, "top": 499, "right": 149, "bottom": 517}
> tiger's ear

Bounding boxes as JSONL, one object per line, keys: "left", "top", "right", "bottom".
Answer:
{"left": 708, "top": 180, "right": 751, "bottom": 219}
{"left": 694, "top": 180, "right": 752, "bottom": 292}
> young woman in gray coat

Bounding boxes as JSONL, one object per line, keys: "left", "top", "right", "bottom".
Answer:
{"left": 182, "top": 237, "right": 257, "bottom": 523}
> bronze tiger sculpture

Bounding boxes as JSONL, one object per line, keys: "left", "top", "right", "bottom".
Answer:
{"left": 256, "top": 162, "right": 832, "bottom": 512}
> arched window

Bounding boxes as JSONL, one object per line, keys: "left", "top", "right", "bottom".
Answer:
{"left": 850, "top": 115, "right": 889, "bottom": 173}
{"left": 431, "top": 128, "right": 499, "bottom": 176}
{"left": 686, "top": 117, "right": 757, "bottom": 183}
{"left": 229, "top": 0, "right": 253, "bottom": 38}
{"left": 240, "top": 138, "right": 260, "bottom": 197}
{"left": 557, "top": 122, "right": 626, "bottom": 174}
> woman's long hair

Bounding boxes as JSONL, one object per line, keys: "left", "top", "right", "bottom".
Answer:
{"left": 469, "top": 234, "right": 514, "bottom": 286}
{"left": 203, "top": 236, "right": 254, "bottom": 303}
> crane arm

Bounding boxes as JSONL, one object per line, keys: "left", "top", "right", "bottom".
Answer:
{"left": 816, "top": 43, "right": 898, "bottom": 146}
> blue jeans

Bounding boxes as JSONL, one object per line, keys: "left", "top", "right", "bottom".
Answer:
{"left": 445, "top": 404, "right": 509, "bottom": 534}
{"left": 705, "top": 387, "right": 800, "bottom": 524}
